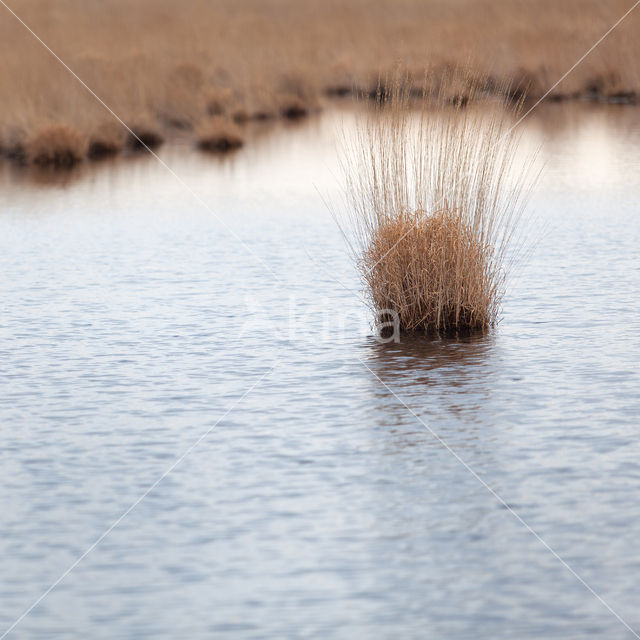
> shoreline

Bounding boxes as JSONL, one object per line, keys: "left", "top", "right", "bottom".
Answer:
{"left": 2, "top": 86, "right": 640, "bottom": 174}
{"left": 2, "top": 0, "right": 639, "bottom": 171}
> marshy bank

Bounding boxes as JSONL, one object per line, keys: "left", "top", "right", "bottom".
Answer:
{"left": 1, "top": 0, "right": 640, "bottom": 170}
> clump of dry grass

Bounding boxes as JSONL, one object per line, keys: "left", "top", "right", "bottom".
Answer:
{"left": 206, "top": 88, "right": 235, "bottom": 116}
{"left": 87, "top": 121, "right": 125, "bottom": 159}
{"left": 364, "top": 211, "right": 494, "bottom": 333}
{"left": 27, "top": 125, "right": 86, "bottom": 168}
{"left": 279, "top": 94, "right": 309, "bottom": 119}
{"left": 342, "top": 81, "right": 532, "bottom": 335}
{"left": 196, "top": 117, "right": 244, "bottom": 153}
{"left": 126, "top": 126, "right": 164, "bottom": 152}
{"left": 232, "top": 106, "right": 251, "bottom": 124}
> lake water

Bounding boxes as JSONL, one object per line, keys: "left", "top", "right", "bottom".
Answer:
{"left": 1, "top": 105, "right": 639, "bottom": 639}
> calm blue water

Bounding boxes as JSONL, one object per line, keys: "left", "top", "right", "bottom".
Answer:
{"left": 1, "top": 106, "right": 640, "bottom": 639}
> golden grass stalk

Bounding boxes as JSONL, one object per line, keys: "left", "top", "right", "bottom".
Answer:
{"left": 342, "top": 80, "right": 533, "bottom": 336}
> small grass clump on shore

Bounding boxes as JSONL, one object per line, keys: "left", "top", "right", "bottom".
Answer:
{"left": 87, "top": 122, "right": 126, "bottom": 159}
{"left": 1, "top": 0, "right": 638, "bottom": 171}
{"left": 1, "top": 132, "right": 28, "bottom": 164}
{"left": 196, "top": 117, "right": 244, "bottom": 153}
{"left": 279, "top": 94, "right": 309, "bottom": 120}
{"left": 126, "top": 127, "right": 165, "bottom": 152}
{"left": 27, "top": 125, "right": 86, "bottom": 168}
{"left": 343, "top": 81, "right": 532, "bottom": 336}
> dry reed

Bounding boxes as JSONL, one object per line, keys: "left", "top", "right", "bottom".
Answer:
{"left": 87, "top": 121, "right": 126, "bottom": 159}
{"left": 0, "top": 0, "right": 638, "bottom": 168}
{"left": 126, "top": 125, "right": 165, "bottom": 152}
{"left": 27, "top": 124, "right": 86, "bottom": 168}
{"left": 197, "top": 117, "right": 244, "bottom": 153}
{"left": 342, "top": 81, "right": 532, "bottom": 335}
{"left": 279, "top": 94, "right": 310, "bottom": 120}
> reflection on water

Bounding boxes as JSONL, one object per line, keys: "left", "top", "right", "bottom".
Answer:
{"left": 1, "top": 105, "right": 640, "bottom": 639}
{"left": 365, "top": 333, "right": 495, "bottom": 384}
{"left": 363, "top": 333, "right": 496, "bottom": 419}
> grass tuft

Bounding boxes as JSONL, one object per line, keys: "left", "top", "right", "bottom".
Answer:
{"left": 2, "top": 132, "right": 28, "bottom": 164}
{"left": 206, "top": 88, "right": 235, "bottom": 116}
{"left": 197, "top": 117, "right": 244, "bottom": 153}
{"left": 279, "top": 95, "right": 309, "bottom": 119}
{"left": 342, "top": 80, "right": 533, "bottom": 336}
{"left": 87, "top": 122, "right": 125, "bottom": 160}
{"left": 27, "top": 125, "right": 85, "bottom": 168}
{"left": 0, "top": 0, "right": 639, "bottom": 158}
{"left": 126, "top": 127, "right": 164, "bottom": 152}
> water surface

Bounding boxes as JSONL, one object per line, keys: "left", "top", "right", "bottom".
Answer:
{"left": 1, "top": 105, "right": 640, "bottom": 639}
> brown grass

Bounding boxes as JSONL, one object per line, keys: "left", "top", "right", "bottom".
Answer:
{"left": 279, "top": 94, "right": 309, "bottom": 120}
{"left": 126, "top": 126, "right": 164, "bottom": 152}
{"left": 206, "top": 88, "right": 235, "bottom": 117}
{"left": 87, "top": 121, "right": 125, "bottom": 159}
{"left": 2, "top": 131, "right": 28, "bottom": 164}
{"left": 342, "top": 81, "right": 533, "bottom": 335}
{"left": 365, "top": 212, "right": 493, "bottom": 333}
{"left": 197, "top": 117, "right": 244, "bottom": 153}
{"left": 27, "top": 125, "right": 86, "bottom": 168}
{"left": 0, "top": 0, "right": 638, "bottom": 166}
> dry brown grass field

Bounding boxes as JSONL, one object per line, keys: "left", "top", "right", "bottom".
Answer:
{"left": 0, "top": 0, "right": 639, "bottom": 165}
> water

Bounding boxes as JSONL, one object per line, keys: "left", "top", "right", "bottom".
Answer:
{"left": 1, "top": 105, "right": 639, "bottom": 639}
